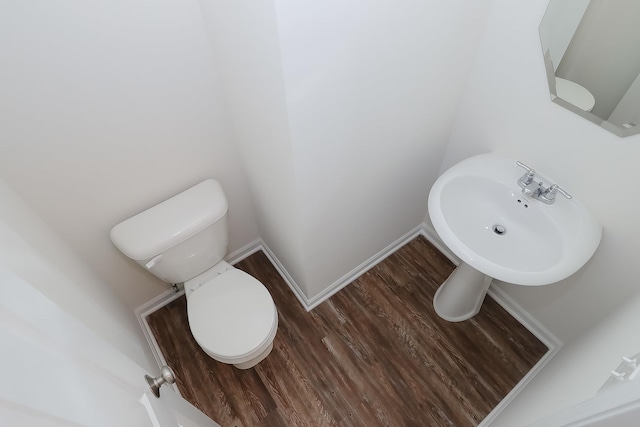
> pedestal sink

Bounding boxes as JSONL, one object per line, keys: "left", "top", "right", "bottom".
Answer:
{"left": 428, "top": 153, "right": 602, "bottom": 322}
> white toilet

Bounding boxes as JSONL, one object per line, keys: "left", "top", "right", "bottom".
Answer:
{"left": 110, "top": 179, "right": 278, "bottom": 369}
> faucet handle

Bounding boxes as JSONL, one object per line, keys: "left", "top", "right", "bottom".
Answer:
{"left": 547, "top": 184, "right": 572, "bottom": 200}
{"left": 540, "top": 184, "right": 573, "bottom": 204}
{"left": 516, "top": 161, "right": 535, "bottom": 175}
{"left": 516, "top": 161, "right": 536, "bottom": 185}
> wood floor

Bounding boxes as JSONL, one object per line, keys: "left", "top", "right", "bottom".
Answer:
{"left": 147, "top": 236, "right": 548, "bottom": 427}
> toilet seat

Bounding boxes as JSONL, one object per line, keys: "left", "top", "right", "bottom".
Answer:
{"left": 187, "top": 269, "right": 277, "bottom": 363}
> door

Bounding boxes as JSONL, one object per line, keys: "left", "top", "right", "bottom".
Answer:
{"left": 0, "top": 267, "right": 219, "bottom": 427}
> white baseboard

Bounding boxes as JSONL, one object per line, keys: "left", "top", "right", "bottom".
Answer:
{"left": 418, "top": 223, "right": 562, "bottom": 427}
{"left": 135, "top": 289, "right": 183, "bottom": 367}
{"left": 260, "top": 224, "right": 430, "bottom": 312}
{"left": 303, "top": 224, "right": 428, "bottom": 311}
{"left": 419, "top": 223, "right": 459, "bottom": 265}
{"left": 135, "top": 288, "right": 185, "bottom": 396}
{"left": 136, "top": 223, "right": 561, "bottom": 426}
{"left": 226, "top": 239, "right": 263, "bottom": 265}
{"left": 479, "top": 345, "right": 561, "bottom": 427}
{"left": 419, "top": 223, "right": 561, "bottom": 344}
{"left": 479, "top": 286, "right": 562, "bottom": 427}
{"left": 135, "top": 225, "right": 436, "bottom": 366}
{"left": 488, "top": 285, "right": 562, "bottom": 355}
{"left": 259, "top": 242, "right": 310, "bottom": 310}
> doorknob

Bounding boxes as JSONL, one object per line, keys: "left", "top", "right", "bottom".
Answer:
{"left": 145, "top": 365, "right": 176, "bottom": 398}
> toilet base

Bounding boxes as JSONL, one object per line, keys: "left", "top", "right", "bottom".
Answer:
{"left": 233, "top": 342, "right": 274, "bottom": 370}
{"left": 200, "top": 307, "right": 279, "bottom": 370}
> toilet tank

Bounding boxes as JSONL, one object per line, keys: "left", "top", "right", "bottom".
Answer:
{"left": 110, "top": 179, "right": 229, "bottom": 284}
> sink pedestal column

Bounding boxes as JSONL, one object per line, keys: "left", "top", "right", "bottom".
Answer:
{"left": 433, "top": 262, "right": 493, "bottom": 322}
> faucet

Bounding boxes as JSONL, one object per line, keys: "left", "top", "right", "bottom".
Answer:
{"left": 539, "top": 184, "right": 573, "bottom": 204}
{"left": 516, "top": 162, "right": 541, "bottom": 197}
{"left": 516, "top": 161, "right": 572, "bottom": 204}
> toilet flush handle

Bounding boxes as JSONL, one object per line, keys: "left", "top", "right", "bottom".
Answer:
{"left": 145, "top": 254, "right": 162, "bottom": 269}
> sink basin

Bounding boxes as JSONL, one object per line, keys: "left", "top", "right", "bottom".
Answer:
{"left": 428, "top": 153, "right": 602, "bottom": 321}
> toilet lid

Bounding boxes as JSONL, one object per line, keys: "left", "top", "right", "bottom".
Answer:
{"left": 187, "top": 269, "right": 276, "bottom": 359}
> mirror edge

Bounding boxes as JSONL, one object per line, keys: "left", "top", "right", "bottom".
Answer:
{"left": 538, "top": 1, "right": 640, "bottom": 138}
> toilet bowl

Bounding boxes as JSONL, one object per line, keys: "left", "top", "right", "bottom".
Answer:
{"left": 109, "top": 179, "right": 278, "bottom": 369}
{"left": 185, "top": 263, "right": 278, "bottom": 369}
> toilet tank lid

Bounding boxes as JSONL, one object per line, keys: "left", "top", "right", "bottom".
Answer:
{"left": 110, "top": 179, "right": 228, "bottom": 261}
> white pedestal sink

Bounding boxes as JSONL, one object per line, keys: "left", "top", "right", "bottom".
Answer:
{"left": 428, "top": 153, "right": 602, "bottom": 322}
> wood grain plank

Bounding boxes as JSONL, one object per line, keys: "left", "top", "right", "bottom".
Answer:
{"left": 146, "top": 236, "right": 548, "bottom": 426}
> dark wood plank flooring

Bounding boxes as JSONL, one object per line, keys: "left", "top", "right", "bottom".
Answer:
{"left": 147, "top": 236, "right": 548, "bottom": 427}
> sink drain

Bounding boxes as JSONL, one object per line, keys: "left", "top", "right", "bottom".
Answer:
{"left": 492, "top": 225, "right": 506, "bottom": 235}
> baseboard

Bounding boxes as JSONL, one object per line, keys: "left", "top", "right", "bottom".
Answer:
{"left": 478, "top": 286, "right": 562, "bottom": 426}
{"left": 137, "top": 223, "right": 562, "bottom": 426}
{"left": 134, "top": 224, "right": 460, "bottom": 368}
{"left": 419, "top": 224, "right": 460, "bottom": 265}
{"left": 135, "top": 224, "right": 441, "bottom": 327}
{"left": 259, "top": 242, "right": 310, "bottom": 310}
{"left": 419, "top": 223, "right": 563, "bottom": 427}
{"left": 488, "top": 285, "right": 562, "bottom": 354}
{"left": 278, "top": 224, "right": 449, "bottom": 311}
{"left": 478, "top": 345, "right": 561, "bottom": 427}
{"left": 419, "top": 223, "right": 562, "bottom": 342}
{"left": 260, "top": 225, "right": 431, "bottom": 312}
{"left": 135, "top": 288, "right": 185, "bottom": 395}
{"left": 303, "top": 224, "right": 428, "bottom": 310}
{"left": 260, "top": 226, "right": 563, "bottom": 426}
{"left": 226, "top": 239, "right": 263, "bottom": 265}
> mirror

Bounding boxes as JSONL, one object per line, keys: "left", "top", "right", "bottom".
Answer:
{"left": 540, "top": 0, "right": 640, "bottom": 137}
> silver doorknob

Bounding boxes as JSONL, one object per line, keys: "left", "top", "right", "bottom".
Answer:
{"left": 145, "top": 365, "right": 176, "bottom": 398}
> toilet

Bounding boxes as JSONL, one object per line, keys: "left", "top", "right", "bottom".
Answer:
{"left": 110, "top": 179, "right": 278, "bottom": 369}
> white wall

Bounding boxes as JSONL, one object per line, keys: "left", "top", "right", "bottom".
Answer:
{"left": 0, "top": 178, "right": 151, "bottom": 369}
{"left": 200, "top": 0, "right": 492, "bottom": 300}
{"left": 274, "top": 0, "right": 492, "bottom": 298}
{"left": 198, "top": 0, "right": 310, "bottom": 293}
{"left": 442, "top": 0, "right": 640, "bottom": 344}
{"left": 8, "top": 5, "right": 640, "bottom": 423}
{"left": 442, "top": 3, "right": 640, "bottom": 422}
{"left": 2, "top": 0, "right": 493, "bottom": 309}
{"left": 0, "top": 0, "right": 260, "bottom": 310}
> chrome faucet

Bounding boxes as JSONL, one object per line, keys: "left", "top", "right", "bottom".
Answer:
{"left": 516, "top": 161, "right": 572, "bottom": 204}
{"left": 539, "top": 184, "right": 573, "bottom": 204}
